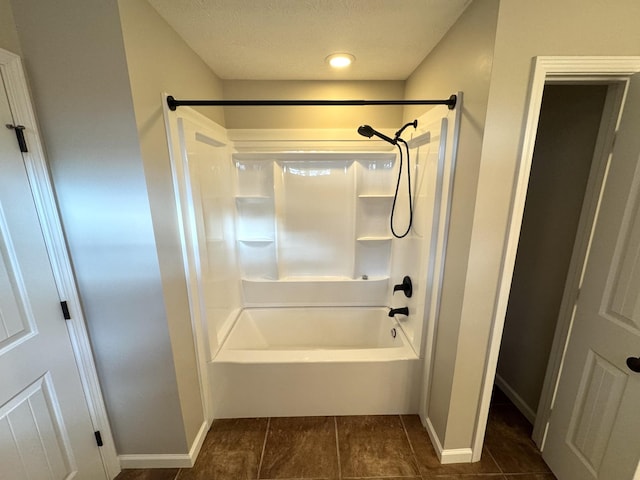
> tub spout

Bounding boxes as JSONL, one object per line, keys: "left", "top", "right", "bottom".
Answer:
{"left": 388, "top": 307, "right": 409, "bottom": 317}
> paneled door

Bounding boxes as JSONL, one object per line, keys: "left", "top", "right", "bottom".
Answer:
{"left": 0, "top": 72, "right": 106, "bottom": 477}
{"left": 542, "top": 75, "right": 640, "bottom": 478}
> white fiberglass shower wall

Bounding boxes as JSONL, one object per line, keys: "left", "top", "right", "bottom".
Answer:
{"left": 164, "top": 98, "right": 460, "bottom": 420}
{"left": 238, "top": 152, "right": 393, "bottom": 307}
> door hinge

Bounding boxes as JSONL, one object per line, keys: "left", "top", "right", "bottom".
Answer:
{"left": 60, "top": 301, "right": 71, "bottom": 320}
{"left": 5, "top": 124, "right": 28, "bottom": 152}
{"left": 94, "top": 430, "right": 104, "bottom": 447}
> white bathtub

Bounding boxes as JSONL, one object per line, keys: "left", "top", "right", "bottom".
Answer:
{"left": 210, "top": 307, "right": 421, "bottom": 418}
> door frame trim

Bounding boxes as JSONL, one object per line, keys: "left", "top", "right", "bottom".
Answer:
{"left": 529, "top": 79, "right": 627, "bottom": 448}
{"left": 472, "top": 56, "right": 640, "bottom": 462}
{"left": 0, "top": 48, "right": 119, "bottom": 478}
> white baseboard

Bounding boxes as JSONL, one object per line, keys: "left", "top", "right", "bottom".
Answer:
{"left": 424, "top": 416, "right": 473, "bottom": 464}
{"left": 119, "top": 420, "right": 209, "bottom": 469}
{"left": 424, "top": 416, "right": 444, "bottom": 459}
{"left": 440, "top": 447, "right": 473, "bottom": 464}
{"left": 494, "top": 373, "right": 536, "bottom": 423}
{"left": 119, "top": 454, "right": 193, "bottom": 469}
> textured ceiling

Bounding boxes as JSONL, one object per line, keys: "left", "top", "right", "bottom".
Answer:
{"left": 147, "top": 0, "right": 471, "bottom": 80}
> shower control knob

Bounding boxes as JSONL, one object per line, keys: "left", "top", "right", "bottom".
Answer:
{"left": 393, "top": 276, "right": 413, "bottom": 298}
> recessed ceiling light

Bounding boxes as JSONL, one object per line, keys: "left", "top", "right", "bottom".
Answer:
{"left": 326, "top": 53, "right": 355, "bottom": 69}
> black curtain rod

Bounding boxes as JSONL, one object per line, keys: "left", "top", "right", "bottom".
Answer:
{"left": 166, "top": 94, "right": 457, "bottom": 111}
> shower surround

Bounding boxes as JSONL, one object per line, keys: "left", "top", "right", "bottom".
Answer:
{"left": 164, "top": 102, "right": 459, "bottom": 419}
{"left": 202, "top": 147, "right": 432, "bottom": 417}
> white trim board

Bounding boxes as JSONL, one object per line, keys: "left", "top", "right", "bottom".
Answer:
{"left": 162, "top": 96, "right": 229, "bottom": 424}
{"left": 472, "top": 56, "right": 640, "bottom": 463}
{"left": 119, "top": 420, "right": 209, "bottom": 469}
{"left": 417, "top": 95, "right": 463, "bottom": 424}
{"left": 424, "top": 417, "right": 473, "bottom": 464}
{"left": 0, "top": 48, "right": 120, "bottom": 478}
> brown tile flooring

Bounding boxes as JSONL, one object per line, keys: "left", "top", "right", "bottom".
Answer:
{"left": 116, "top": 387, "right": 556, "bottom": 480}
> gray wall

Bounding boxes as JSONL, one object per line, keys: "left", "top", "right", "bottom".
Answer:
{"left": 442, "top": 0, "right": 640, "bottom": 450}
{"left": 9, "top": 0, "right": 189, "bottom": 454}
{"left": 403, "top": 0, "right": 500, "bottom": 445}
{"left": 118, "top": 0, "right": 228, "bottom": 447}
{"left": 222, "top": 80, "right": 404, "bottom": 129}
{"left": 0, "top": 0, "right": 20, "bottom": 55}
{"left": 497, "top": 85, "right": 608, "bottom": 415}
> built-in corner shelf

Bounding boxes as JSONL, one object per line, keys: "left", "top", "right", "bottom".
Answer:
{"left": 237, "top": 238, "right": 275, "bottom": 244}
{"left": 357, "top": 194, "right": 394, "bottom": 199}
{"left": 357, "top": 236, "right": 392, "bottom": 241}
{"left": 233, "top": 157, "right": 277, "bottom": 279}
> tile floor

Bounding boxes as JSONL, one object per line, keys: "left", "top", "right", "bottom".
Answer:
{"left": 116, "top": 387, "right": 556, "bottom": 480}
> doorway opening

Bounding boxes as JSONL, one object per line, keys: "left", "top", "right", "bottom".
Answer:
{"left": 494, "top": 83, "right": 611, "bottom": 442}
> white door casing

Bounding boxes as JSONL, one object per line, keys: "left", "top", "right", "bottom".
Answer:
{"left": 0, "top": 49, "right": 118, "bottom": 478}
{"left": 473, "top": 57, "right": 640, "bottom": 465}
{"left": 542, "top": 72, "right": 640, "bottom": 479}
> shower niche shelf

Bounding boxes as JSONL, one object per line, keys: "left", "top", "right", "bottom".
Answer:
{"left": 234, "top": 156, "right": 277, "bottom": 279}
{"left": 235, "top": 194, "right": 271, "bottom": 200}
{"left": 356, "top": 156, "right": 396, "bottom": 197}
{"left": 355, "top": 238, "right": 391, "bottom": 279}
{"left": 234, "top": 157, "right": 274, "bottom": 197}
{"left": 354, "top": 157, "right": 395, "bottom": 280}
{"left": 357, "top": 236, "right": 392, "bottom": 241}
{"left": 237, "top": 238, "right": 274, "bottom": 244}
{"left": 237, "top": 240, "right": 278, "bottom": 280}
{"left": 234, "top": 194, "right": 275, "bottom": 238}
{"left": 356, "top": 197, "right": 393, "bottom": 239}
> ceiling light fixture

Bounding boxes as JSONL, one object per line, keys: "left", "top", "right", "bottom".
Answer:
{"left": 326, "top": 53, "right": 355, "bottom": 69}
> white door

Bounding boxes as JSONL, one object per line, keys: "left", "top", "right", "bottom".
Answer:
{"left": 543, "top": 74, "right": 640, "bottom": 479}
{"left": 0, "top": 73, "right": 106, "bottom": 478}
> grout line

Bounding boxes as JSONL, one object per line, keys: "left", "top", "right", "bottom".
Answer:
{"left": 174, "top": 468, "right": 181, "bottom": 480}
{"left": 257, "top": 477, "right": 422, "bottom": 480}
{"left": 256, "top": 417, "right": 271, "bottom": 479}
{"left": 333, "top": 476, "right": 422, "bottom": 479}
{"left": 485, "top": 445, "right": 504, "bottom": 475}
{"left": 398, "top": 414, "right": 421, "bottom": 474}
{"left": 334, "top": 416, "right": 342, "bottom": 480}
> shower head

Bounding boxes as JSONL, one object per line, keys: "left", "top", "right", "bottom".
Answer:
{"left": 357, "top": 125, "right": 396, "bottom": 145}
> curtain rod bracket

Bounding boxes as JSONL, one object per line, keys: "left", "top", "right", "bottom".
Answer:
{"left": 166, "top": 94, "right": 457, "bottom": 111}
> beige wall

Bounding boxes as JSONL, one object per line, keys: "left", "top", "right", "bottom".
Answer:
{"left": 497, "top": 85, "right": 607, "bottom": 414}
{"left": 222, "top": 80, "right": 404, "bottom": 129}
{"left": 403, "top": 0, "right": 500, "bottom": 445}
{"left": 444, "top": 0, "right": 640, "bottom": 450}
{"left": 9, "top": 0, "right": 189, "bottom": 455}
{"left": 0, "top": 0, "right": 20, "bottom": 55}
{"left": 118, "top": 0, "right": 227, "bottom": 447}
